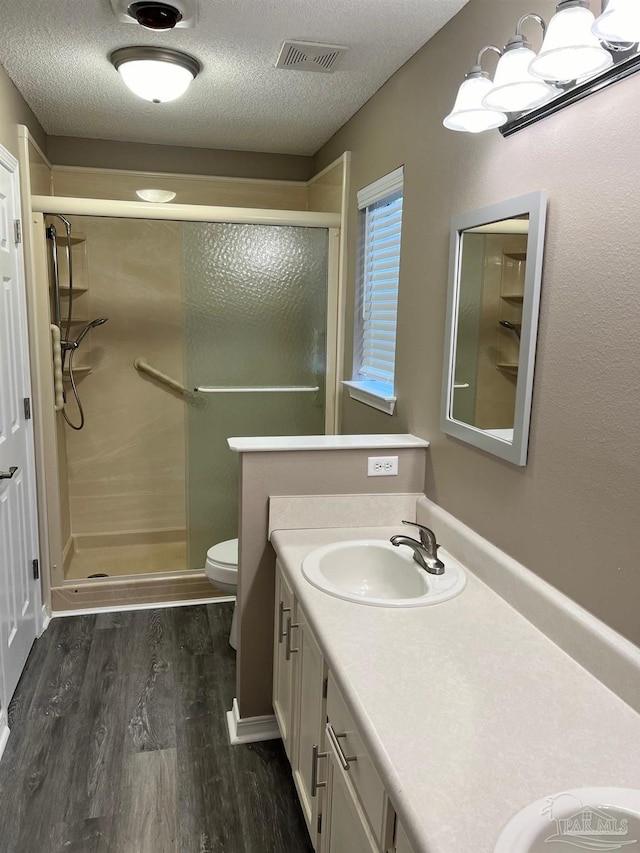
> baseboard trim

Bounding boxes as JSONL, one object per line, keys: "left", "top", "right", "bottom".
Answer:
{"left": 226, "top": 697, "right": 281, "bottom": 746}
{"left": 40, "top": 604, "right": 52, "bottom": 634}
{"left": 52, "top": 595, "right": 235, "bottom": 619}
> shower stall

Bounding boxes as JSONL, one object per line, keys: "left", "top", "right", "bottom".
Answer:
{"left": 32, "top": 196, "right": 338, "bottom": 599}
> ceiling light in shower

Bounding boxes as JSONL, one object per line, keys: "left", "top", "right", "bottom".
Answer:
{"left": 136, "top": 189, "right": 177, "bottom": 202}
{"left": 110, "top": 46, "right": 200, "bottom": 103}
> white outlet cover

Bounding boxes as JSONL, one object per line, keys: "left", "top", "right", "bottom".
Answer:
{"left": 367, "top": 456, "right": 399, "bottom": 476}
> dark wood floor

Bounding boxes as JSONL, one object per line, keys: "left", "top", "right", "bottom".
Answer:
{"left": 0, "top": 603, "right": 313, "bottom": 853}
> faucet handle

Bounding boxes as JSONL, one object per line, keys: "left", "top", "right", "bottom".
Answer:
{"left": 401, "top": 520, "right": 438, "bottom": 553}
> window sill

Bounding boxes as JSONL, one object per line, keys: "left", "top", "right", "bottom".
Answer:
{"left": 342, "top": 380, "right": 396, "bottom": 415}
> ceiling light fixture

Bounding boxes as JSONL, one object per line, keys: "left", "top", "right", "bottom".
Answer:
{"left": 443, "top": 46, "right": 508, "bottom": 133}
{"left": 136, "top": 189, "right": 177, "bottom": 202}
{"left": 110, "top": 46, "right": 200, "bottom": 103}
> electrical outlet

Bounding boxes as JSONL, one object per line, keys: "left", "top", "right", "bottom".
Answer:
{"left": 367, "top": 455, "right": 399, "bottom": 476}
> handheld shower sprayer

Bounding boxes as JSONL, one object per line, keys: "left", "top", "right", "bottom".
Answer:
{"left": 63, "top": 318, "right": 109, "bottom": 431}
{"left": 46, "top": 212, "right": 108, "bottom": 431}
{"left": 72, "top": 317, "right": 108, "bottom": 349}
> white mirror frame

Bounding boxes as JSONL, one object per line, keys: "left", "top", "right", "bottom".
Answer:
{"left": 440, "top": 190, "right": 547, "bottom": 466}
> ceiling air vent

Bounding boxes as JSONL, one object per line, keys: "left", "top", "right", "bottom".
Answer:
{"left": 275, "top": 41, "right": 348, "bottom": 74}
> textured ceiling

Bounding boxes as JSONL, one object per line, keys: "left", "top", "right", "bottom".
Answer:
{"left": 0, "top": 0, "right": 468, "bottom": 155}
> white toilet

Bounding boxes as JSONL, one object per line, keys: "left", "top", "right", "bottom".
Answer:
{"left": 204, "top": 538, "right": 239, "bottom": 650}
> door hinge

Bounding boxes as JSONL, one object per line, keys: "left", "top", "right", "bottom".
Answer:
{"left": 32, "top": 559, "right": 39, "bottom": 580}
{"left": 23, "top": 397, "right": 31, "bottom": 420}
{"left": 14, "top": 219, "right": 22, "bottom": 244}
{"left": 322, "top": 676, "right": 328, "bottom": 699}
{"left": 317, "top": 813, "right": 322, "bottom": 835}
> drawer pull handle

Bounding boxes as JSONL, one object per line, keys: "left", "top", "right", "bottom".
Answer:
{"left": 285, "top": 616, "right": 299, "bottom": 661}
{"left": 277, "top": 600, "right": 290, "bottom": 643}
{"left": 326, "top": 723, "right": 357, "bottom": 770}
{"left": 311, "top": 744, "right": 327, "bottom": 797}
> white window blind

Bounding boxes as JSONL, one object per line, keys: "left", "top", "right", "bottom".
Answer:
{"left": 358, "top": 187, "right": 403, "bottom": 388}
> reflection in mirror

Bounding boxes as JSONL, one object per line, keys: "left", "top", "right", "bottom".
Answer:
{"left": 441, "top": 192, "right": 547, "bottom": 466}
{"left": 452, "top": 217, "right": 528, "bottom": 439}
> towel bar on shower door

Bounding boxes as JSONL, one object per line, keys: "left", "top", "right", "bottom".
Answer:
{"left": 194, "top": 385, "right": 320, "bottom": 393}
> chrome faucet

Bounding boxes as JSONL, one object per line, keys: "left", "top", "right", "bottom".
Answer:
{"left": 390, "top": 520, "right": 445, "bottom": 575}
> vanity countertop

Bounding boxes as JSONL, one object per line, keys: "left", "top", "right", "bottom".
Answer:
{"left": 270, "top": 526, "right": 640, "bottom": 853}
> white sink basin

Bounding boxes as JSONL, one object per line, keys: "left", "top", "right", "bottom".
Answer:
{"left": 301, "top": 539, "right": 466, "bottom": 607}
{"left": 494, "top": 788, "right": 640, "bottom": 853}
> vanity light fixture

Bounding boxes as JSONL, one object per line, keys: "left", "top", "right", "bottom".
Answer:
{"left": 443, "top": 46, "right": 508, "bottom": 133}
{"left": 482, "top": 15, "right": 560, "bottom": 113}
{"left": 444, "top": 1, "right": 640, "bottom": 135}
{"left": 528, "top": 0, "right": 612, "bottom": 83}
{"left": 592, "top": 0, "right": 640, "bottom": 44}
{"left": 110, "top": 46, "right": 200, "bottom": 103}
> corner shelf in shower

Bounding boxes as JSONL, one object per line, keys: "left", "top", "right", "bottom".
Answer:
{"left": 60, "top": 283, "right": 89, "bottom": 294}
{"left": 496, "top": 362, "right": 519, "bottom": 375}
{"left": 63, "top": 365, "right": 92, "bottom": 381}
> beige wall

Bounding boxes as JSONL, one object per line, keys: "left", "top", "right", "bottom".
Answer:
{"left": 47, "top": 136, "right": 313, "bottom": 182}
{"left": 0, "top": 65, "right": 46, "bottom": 158}
{"left": 314, "top": 0, "right": 640, "bottom": 645}
{"left": 63, "top": 216, "right": 186, "bottom": 538}
{"left": 51, "top": 167, "right": 309, "bottom": 211}
{"left": 236, "top": 447, "right": 427, "bottom": 718}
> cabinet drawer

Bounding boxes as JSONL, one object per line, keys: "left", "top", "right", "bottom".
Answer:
{"left": 326, "top": 672, "right": 387, "bottom": 846}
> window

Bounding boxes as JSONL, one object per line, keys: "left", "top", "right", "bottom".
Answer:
{"left": 344, "top": 166, "right": 404, "bottom": 415}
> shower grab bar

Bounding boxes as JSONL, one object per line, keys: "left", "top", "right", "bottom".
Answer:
{"left": 51, "top": 324, "right": 64, "bottom": 411}
{"left": 194, "top": 385, "right": 320, "bottom": 394}
{"left": 134, "top": 358, "right": 189, "bottom": 395}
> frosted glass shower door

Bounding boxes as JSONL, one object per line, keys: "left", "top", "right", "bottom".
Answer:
{"left": 183, "top": 223, "right": 329, "bottom": 569}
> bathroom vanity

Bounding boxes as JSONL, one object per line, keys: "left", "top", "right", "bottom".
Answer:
{"left": 269, "top": 505, "right": 640, "bottom": 853}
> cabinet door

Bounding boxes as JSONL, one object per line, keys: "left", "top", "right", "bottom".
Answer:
{"left": 320, "top": 740, "right": 379, "bottom": 853}
{"left": 273, "top": 561, "right": 296, "bottom": 758}
{"left": 394, "top": 821, "right": 416, "bottom": 853}
{"left": 293, "top": 606, "right": 327, "bottom": 846}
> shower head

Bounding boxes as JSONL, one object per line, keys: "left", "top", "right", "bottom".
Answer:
{"left": 499, "top": 320, "right": 521, "bottom": 340}
{"left": 74, "top": 317, "right": 108, "bottom": 347}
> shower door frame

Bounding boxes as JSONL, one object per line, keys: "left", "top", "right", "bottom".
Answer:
{"left": 32, "top": 196, "right": 341, "bottom": 434}
{"left": 30, "top": 195, "right": 341, "bottom": 590}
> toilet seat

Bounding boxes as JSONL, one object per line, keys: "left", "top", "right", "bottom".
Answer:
{"left": 204, "top": 538, "right": 239, "bottom": 650}
{"left": 205, "top": 538, "right": 238, "bottom": 586}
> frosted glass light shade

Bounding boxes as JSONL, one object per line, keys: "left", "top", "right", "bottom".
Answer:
{"left": 136, "top": 189, "right": 177, "bottom": 203}
{"left": 483, "top": 46, "right": 560, "bottom": 112}
{"left": 529, "top": 5, "right": 613, "bottom": 82}
{"left": 443, "top": 75, "right": 507, "bottom": 133}
{"left": 592, "top": 0, "right": 640, "bottom": 43}
{"left": 117, "top": 59, "right": 195, "bottom": 102}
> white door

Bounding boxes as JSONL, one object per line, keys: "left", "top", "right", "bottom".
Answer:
{"left": 0, "top": 147, "right": 39, "bottom": 712}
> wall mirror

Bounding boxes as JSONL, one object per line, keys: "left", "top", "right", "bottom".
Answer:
{"left": 440, "top": 191, "right": 547, "bottom": 466}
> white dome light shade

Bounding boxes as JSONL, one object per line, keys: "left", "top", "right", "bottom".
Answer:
{"left": 136, "top": 189, "right": 177, "bottom": 203}
{"left": 443, "top": 75, "right": 508, "bottom": 133}
{"left": 528, "top": 5, "right": 613, "bottom": 82}
{"left": 111, "top": 47, "right": 200, "bottom": 103}
{"left": 483, "top": 46, "right": 560, "bottom": 112}
{"left": 592, "top": 0, "right": 640, "bottom": 43}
